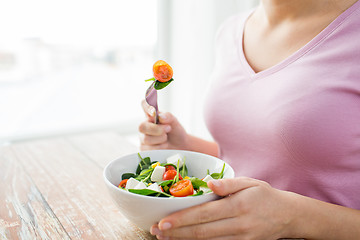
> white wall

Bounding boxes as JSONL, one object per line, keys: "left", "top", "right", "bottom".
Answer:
{"left": 157, "top": 0, "right": 259, "bottom": 140}
{"left": 0, "top": 1, "right": 158, "bottom": 144}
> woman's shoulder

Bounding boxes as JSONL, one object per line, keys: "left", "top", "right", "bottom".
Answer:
{"left": 216, "top": 11, "right": 252, "bottom": 39}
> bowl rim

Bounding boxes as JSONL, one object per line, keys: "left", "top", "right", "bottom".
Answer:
{"left": 103, "top": 149, "right": 234, "bottom": 202}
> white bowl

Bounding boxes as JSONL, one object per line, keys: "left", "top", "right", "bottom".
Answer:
{"left": 103, "top": 149, "right": 234, "bottom": 231}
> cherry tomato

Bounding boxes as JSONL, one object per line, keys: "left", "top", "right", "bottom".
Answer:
{"left": 153, "top": 60, "right": 173, "bottom": 82}
{"left": 119, "top": 179, "right": 128, "bottom": 188}
{"left": 169, "top": 179, "right": 194, "bottom": 197}
{"left": 165, "top": 165, "right": 176, "bottom": 171}
{"left": 163, "top": 170, "right": 183, "bottom": 181}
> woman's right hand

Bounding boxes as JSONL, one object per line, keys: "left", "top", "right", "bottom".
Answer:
{"left": 138, "top": 100, "right": 189, "bottom": 151}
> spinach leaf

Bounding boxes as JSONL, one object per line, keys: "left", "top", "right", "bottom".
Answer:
{"left": 161, "top": 163, "right": 176, "bottom": 168}
{"left": 189, "top": 177, "right": 208, "bottom": 189}
{"left": 189, "top": 190, "right": 204, "bottom": 197}
{"left": 210, "top": 163, "right": 226, "bottom": 180}
{"left": 154, "top": 79, "right": 174, "bottom": 90}
{"left": 128, "top": 189, "right": 172, "bottom": 198}
{"left": 157, "top": 180, "right": 173, "bottom": 186}
{"left": 136, "top": 153, "right": 151, "bottom": 174}
{"left": 135, "top": 168, "right": 154, "bottom": 182}
{"left": 180, "top": 157, "right": 188, "bottom": 177}
{"left": 139, "top": 168, "right": 153, "bottom": 176}
{"left": 122, "top": 173, "right": 136, "bottom": 180}
{"left": 173, "top": 159, "right": 181, "bottom": 184}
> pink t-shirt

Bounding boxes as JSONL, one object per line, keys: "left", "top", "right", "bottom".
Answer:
{"left": 204, "top": 1, "right": 360, "bottom": 209}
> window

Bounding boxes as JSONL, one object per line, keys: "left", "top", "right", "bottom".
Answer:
{"left": 0, "top": 0, "right": 157, "bottom": 142}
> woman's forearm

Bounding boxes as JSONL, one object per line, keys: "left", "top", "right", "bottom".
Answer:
{"left": 285, "top": 191, "right": 360, "bottom": 239}
{"left": 185, "top": 134, "right": 219, "bottom": 157}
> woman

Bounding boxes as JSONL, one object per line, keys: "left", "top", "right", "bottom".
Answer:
{"left": 139, "top": 0, "right": 360, "bottom": 239}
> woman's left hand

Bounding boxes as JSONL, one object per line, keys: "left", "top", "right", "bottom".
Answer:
{"left": 150, "top": 177, "right": 296, "bottom": 240}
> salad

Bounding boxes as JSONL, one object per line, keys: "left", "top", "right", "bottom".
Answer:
{"left": 118, "top": 153, "right": 225, "bottom": 198}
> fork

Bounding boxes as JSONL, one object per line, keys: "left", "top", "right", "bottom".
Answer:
{"left": 145, "top": 81, "right": 159, "bottom": 124}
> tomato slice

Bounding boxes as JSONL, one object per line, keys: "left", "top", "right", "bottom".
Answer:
{"left": 153, "top": 60, "right": 173, "bottom": 82}
{"left": 119, "top": 179, "right": 128, "bottom": 188}
{"left": 163, "top": 170, "right": 183, "bottom": 181}
{"left": 169, "top": 179, "right": 194, "bottom": 197}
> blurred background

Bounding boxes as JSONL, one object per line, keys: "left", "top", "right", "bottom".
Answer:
{"left": 0, "top": 0, "right": 259, "bottom": 146}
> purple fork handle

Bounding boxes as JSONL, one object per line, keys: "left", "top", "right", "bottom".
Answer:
{"left": 145, "top": 82, "right": 159, "bottom": 124}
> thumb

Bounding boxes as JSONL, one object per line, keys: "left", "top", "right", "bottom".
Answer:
{"left": 208, "top": 177, "right": 260, "bottom": 196}
{"left": 141, "top": 99, "right": 156, "bottom": 118}
{"left": 158, "top": 112, "right": 177, "bottom": 125}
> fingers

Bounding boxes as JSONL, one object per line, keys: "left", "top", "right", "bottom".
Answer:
{"left": 140, "top": 133, "right": 167, "bottom": 146}
{"left": 208, "top": 177, "right": 261, "bottom": 197}
{"left": 152, "top": 178, "right": 261, "bottom": 234}
{"left": 142, "top": 99, "right": 175, "bottom": 124}
{"left": 140, "top": 100, "right": 184, "bottom": 151}
{"left": 140, "top": 142, "right": 169, "bottom": 150}
{"left": 157, "top": 196, "right": 238, "bottom": 232}
{"left": 139, "top": 120, "right": 172, "bottom": 150}
{"left": 139, "top": 121, "right": 171, "bottom": 136}
{"left": 150, "top": 178, "right": 278, "bottom": 239}
{"left": 155, "top": 236, "right": 241, "bottom": 240}
{"left": 152, "top": 217, "right": 242, "bottom": 239}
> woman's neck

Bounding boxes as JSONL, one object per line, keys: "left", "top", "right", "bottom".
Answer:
{"left": 259, "top": 0, "right": 357, "bottom": 24}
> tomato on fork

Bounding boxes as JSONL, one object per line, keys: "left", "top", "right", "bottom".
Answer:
{"left": 153, "top": 60, "right": 173, "bottom": 82}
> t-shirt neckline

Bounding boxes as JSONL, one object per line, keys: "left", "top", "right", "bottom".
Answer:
{"left": 237, "top": 0, "right": 360, "bottom": 79}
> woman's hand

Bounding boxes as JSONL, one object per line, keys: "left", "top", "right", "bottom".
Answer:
{"left": 150, "top": 177, "right": 296, "bottom": 240}
{"left": 139, "top": 100, "right": 189, "bottom": 151}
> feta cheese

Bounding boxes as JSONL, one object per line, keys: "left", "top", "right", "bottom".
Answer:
{"left": 147, "top": 183, "right": 162, "bottom": 192}
{"left": 202, "top": 175, "right": 214, "bottom": 182}
{"left": 134, "top": 181, "right": 147, "bottom": 189}
{"left": 166, "top": 154, "right": 184, "bottom": 168}
{"left": 151, "top": 166, "right": 166, "bottom": 182}
{"left": 200, "top": 186, "right": 212, "bottom": 194}
{"left": 125, "top": 178, "right": 139, "bottom": 189}
{"left": 198, "top": 175, "right": 213, "bottom": 194}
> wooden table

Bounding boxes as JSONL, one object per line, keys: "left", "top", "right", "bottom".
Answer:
{"left": 0, "top": 131, "right": 156, "bottom": 239}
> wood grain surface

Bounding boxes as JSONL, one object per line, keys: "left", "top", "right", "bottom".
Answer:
{"left": 0, "top": 131, "right": 155, "bottom": 240}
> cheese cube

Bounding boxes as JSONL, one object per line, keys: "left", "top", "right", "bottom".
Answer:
{"left": 125, "top": 178, "right": 139, "bottom": 189}
{"left": 151, "top": 166, "right": 166, "bottom": 182}
{"left": 166, "top": 154, "right": 184, "bottom": 168}
{"left": 134, "top": 181, "right": 147, "bottom": 189}
{"left": 199, "top": 175, "right": 214, "bottom": 194}
{"left": 202, "top": 175, "right": 214, "bottom": 183}
{"left": 200, "top": 186, "right": 212, "bottom": 194}
{"left": 147, "top": 183, "right": 162, "bottom": 192}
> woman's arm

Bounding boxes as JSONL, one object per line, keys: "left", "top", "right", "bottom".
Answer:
{"left": 185, "top": 134, "right": 219, "bottom": 158}
{"left": 150, "top": 177, "right": 360, "bottom": 239}
{"left": 286, "top": 191, "right": 360, "bottom": 239}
